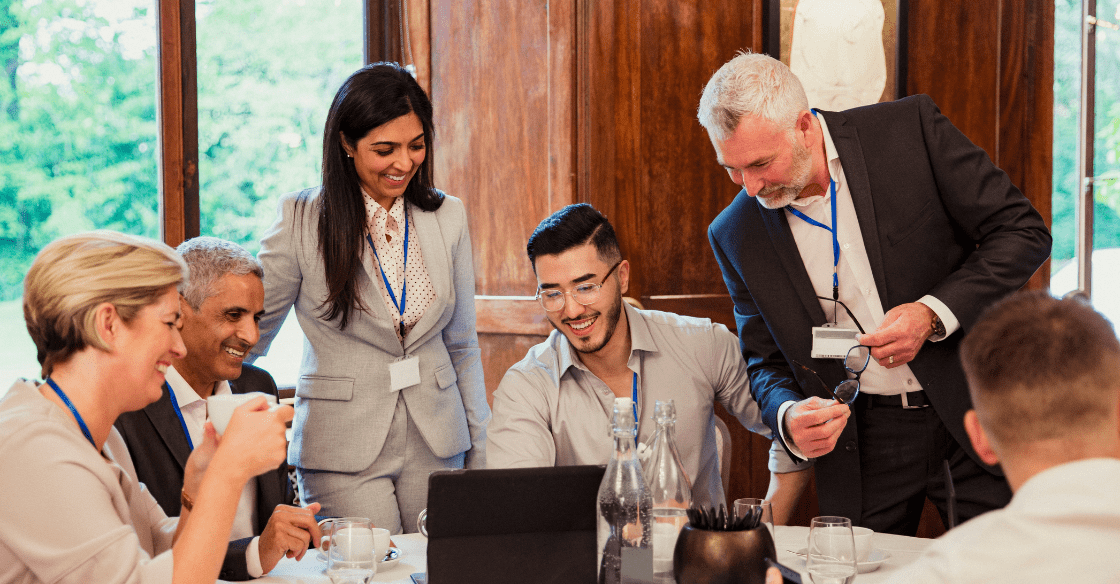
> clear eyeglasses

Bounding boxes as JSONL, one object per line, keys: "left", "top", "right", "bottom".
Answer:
{"left": 793, "top": 345, "right": 871, "bottom": 405}
{"left": 535, "top": 260, "right": 621, "bottom": 312}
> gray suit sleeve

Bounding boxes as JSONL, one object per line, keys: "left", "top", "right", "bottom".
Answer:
{"left": 440, "top": 197, "right": 491, "bottom": 469}
{"left": 251, "top": 190, "right": 309, "bottom": 360}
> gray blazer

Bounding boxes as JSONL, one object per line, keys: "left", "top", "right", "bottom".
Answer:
{"left": 251, "top": 188, "right": 489, "bottom": 473}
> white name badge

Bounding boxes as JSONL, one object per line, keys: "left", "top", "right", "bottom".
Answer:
{"left": 389, "top": 355, "right": 421, "bottom": 391}
{"left": 811, "top": 326, "right": 860, "bottom": 359}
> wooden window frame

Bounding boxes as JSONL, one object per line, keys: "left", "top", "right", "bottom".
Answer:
{"left": 156, "top": 0, "right": 399, "bottom": 247}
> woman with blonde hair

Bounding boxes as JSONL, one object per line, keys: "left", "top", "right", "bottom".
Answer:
{"left": 0, "top": 230, "right": 293, "bottom": 584}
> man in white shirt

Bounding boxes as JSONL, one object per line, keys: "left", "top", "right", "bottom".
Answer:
{"left": 488, "top": 204, "right": 811, "bottom": 519}
{"left": 884, "top": 291, "right": 1120, "bottom": 582}
{"left": 115, "top": 237, "right": 321, "bottom": 580}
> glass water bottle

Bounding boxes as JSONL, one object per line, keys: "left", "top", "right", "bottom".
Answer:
{"left": 643, "top": 399, "right": 692, "bottom": 579}
{"left": 597, "top": 397, "right": 653, "bottom": 584}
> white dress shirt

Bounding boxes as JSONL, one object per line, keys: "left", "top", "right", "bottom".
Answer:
{"left": 165, "top": 365, "right": 265, "bottom": 577}
{"left": 776, "top": 115, "right": 960, "bottom": 459}
{"left": 882, "top": 458, "right": 1120, "bottom": 583}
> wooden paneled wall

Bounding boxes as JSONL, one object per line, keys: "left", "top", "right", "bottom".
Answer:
{"left": 419, "top": 0, "right": 1053, "bottom": 531}
{"left": 908, "top": 0, "right": 1054, "bottom": 287}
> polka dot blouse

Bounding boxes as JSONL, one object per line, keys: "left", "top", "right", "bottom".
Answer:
{"left": 363, "top": 193, "right": 435, "bottom": 342}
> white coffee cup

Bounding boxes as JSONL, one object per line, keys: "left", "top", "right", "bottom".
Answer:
{"left": 852, "top": 526, "right": 874, "bottom": 562}
{"left": 332, "top": 526, "right": 376, "bottom": 562}
{"left": 206, "top": 392, "right": 277, "bottom": 435}
{"left": 370, "top": 527, "right": 391, "bottom": 562}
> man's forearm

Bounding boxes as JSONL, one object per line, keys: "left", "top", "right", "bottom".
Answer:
{"left": 766, "top": 467, "right": 813, "bottom": 525}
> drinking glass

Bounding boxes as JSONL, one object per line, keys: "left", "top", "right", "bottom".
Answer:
{"left": 324, "top": 518, "right": 377, "bottom": 584}
{"left": 733, "top": 497, "right": 774, "bottom": 541}
{"left": 806, "top": 516, "right": 857, "bottom": 584}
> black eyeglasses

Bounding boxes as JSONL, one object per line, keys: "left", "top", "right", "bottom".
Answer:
{"left": 535, "top": 261, "right": 621, "bottom": 312}
{"left": 792, "top": 345, "right": 871, "bottom": 405}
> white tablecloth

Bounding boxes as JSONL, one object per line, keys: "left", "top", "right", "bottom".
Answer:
{"left": 236, "top": 527, "right": 931, "bottom": 583}
{"left": 774, "top": 525, "right": 932, "bottom": 583}
{"left": 233, "top": 533, "right": 428, "bottom": 584}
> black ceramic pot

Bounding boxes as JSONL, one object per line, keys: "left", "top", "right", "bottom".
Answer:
{"left": 672, "top": 524, "right": 777, "bottom": 584}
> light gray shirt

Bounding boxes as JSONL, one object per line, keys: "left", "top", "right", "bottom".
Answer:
{"left": 488, "top": 303, "right": 809, "bottom": 508}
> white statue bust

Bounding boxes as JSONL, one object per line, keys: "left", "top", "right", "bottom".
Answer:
{"left": 789, "top": 0, "right": 888, "bottom": 110}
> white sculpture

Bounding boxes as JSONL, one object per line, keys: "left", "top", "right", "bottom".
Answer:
{"left": 789, "top": 0, "right": 888, "bottom": 110}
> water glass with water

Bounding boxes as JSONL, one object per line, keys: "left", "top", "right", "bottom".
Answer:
{"left": 806, "top": 516, "right": 857, "bottom": 584}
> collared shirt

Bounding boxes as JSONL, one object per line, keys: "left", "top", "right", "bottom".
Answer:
{"left": 776, "top": 116, "right": 961, "bottom": 459}
{"left": 488, "top": 303, "right": 809, "bottom": 508}
{"left": 881, "top": 458, "right": 1120, "bottom": 584}
{"left": 165, "top": 365, "right": 264, "bottom": 576}
{"left": 363, "top": 192, "right": 435, "bottom": 341}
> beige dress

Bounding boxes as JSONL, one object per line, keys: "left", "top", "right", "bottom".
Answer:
{"left": 0, "top": 380, "right": 177, "bottom": 584}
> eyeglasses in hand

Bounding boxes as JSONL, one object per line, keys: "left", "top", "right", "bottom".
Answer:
{"left": 792, "top": 345, "right": 871, "bottom": 405}
{"left": 535, "top": 261, "right": 621, "bottom": 312}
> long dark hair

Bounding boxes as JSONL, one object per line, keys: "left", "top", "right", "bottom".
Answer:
{"left": 300, "top": 62, "right": 443, "bottom": 330}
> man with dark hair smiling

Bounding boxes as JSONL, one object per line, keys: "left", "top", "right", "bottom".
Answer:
{"left": 115, "top": 237, "right": 321, "bottom": 580}
{"left": 883, "top": 291, "right": 1120, "bottom": 583}
{"left": 488, "top": 204, "right": 810, "bottom": 515}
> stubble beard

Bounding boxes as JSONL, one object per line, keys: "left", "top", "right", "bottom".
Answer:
{"left": 755, "top": 135, "right": 815, "bottom": 210}
{"left": 555, "top": 293, "right": 624, "bottom": 355}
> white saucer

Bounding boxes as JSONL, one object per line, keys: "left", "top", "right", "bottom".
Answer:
{"left": 791, "top": 548, "right": 891, "bottom": 573}
{"left": 316, "top": 547, "right": 402, "bottom": 570}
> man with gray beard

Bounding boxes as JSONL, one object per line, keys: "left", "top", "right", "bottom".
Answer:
{"left": 702, "top": 52, "right": 1052, "bottom": 534}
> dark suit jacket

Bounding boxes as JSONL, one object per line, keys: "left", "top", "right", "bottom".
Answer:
{"left": 708, "top": 94, "right": 1052, "bottom": 522}
{"left": 114, "top": 363, "right": 291, "bottom": 581}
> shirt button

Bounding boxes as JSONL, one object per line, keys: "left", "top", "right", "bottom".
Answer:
{"left": 842, "top": 243, "right": 851, "bottom": 250}
{"left": 845, "top": 441, "right": 857, "bottom": 452}
{"left": 907, "top": 379, "right": 914, "bottom": 386}
{"left": 862, "top": 288, "right": 871, "bottom": 296}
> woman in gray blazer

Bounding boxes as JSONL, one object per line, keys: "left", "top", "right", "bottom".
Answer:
{"left": 252, "top": 63, "right": 489, "bottom": 534}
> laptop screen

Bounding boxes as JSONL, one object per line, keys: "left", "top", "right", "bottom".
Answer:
{"left": 425, "top": 465, "right": 606, "bottom": 584}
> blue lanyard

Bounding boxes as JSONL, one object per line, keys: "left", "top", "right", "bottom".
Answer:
{"left": 631, "top": 372, "right": 639, "bottom": 445}
{"left": 166, "top": 382, "right": 194, "bottom": 451}
{"left": 787, "top": 178, "right": 839, "bottom": 299}
{"left": 45, "top": 378, "right": 95, "bottom": 448}
{"left": 366, "top": 204, "right": 410, "bottom": 337}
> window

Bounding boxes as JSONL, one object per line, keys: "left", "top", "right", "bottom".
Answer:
{"left": 194, "top": 0, "right": 363, "bottom": 386}
{"left": 1052, "top": 0, "right": 1120, "bottom": 326}
{"left": 0, "top": 0, "right": 159, "bottom": 384}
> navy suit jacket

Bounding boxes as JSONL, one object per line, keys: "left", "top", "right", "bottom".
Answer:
{"left": 114, "top": 363, "right": 291, "bottom": 581}
{"left": 708, "top": 95, "right": 1052, "bottom": 522}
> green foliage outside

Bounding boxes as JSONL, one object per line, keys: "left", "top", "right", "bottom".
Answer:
{"left": 0, "top": 0, "right": 361, "bottom": 303}
{"left": 0, "top": 0, "right": 160, "bottom": 301}
{"left": 194, "top": 0, "right": 361, "bottom": 253}
{"left": 1052, "top": 0, "right": 1120, "bottom": 267}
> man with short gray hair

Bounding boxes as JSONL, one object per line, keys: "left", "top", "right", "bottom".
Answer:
{"left": 702, "top": 52, "right": 1052, "bottom": 534}
{"left": 115, "top": 236, "right": 320, "bottom": 580}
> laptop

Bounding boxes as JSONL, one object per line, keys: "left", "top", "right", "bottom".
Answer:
{"left": 424, "top": 465, "right": 606, "bottom": 584}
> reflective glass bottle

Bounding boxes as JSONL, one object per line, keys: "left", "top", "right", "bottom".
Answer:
{"left": 643, "top": 400, "right": 692, "bottom": 579}
{"left": 597, "top": 397, "right": 653, "bottom": 584}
